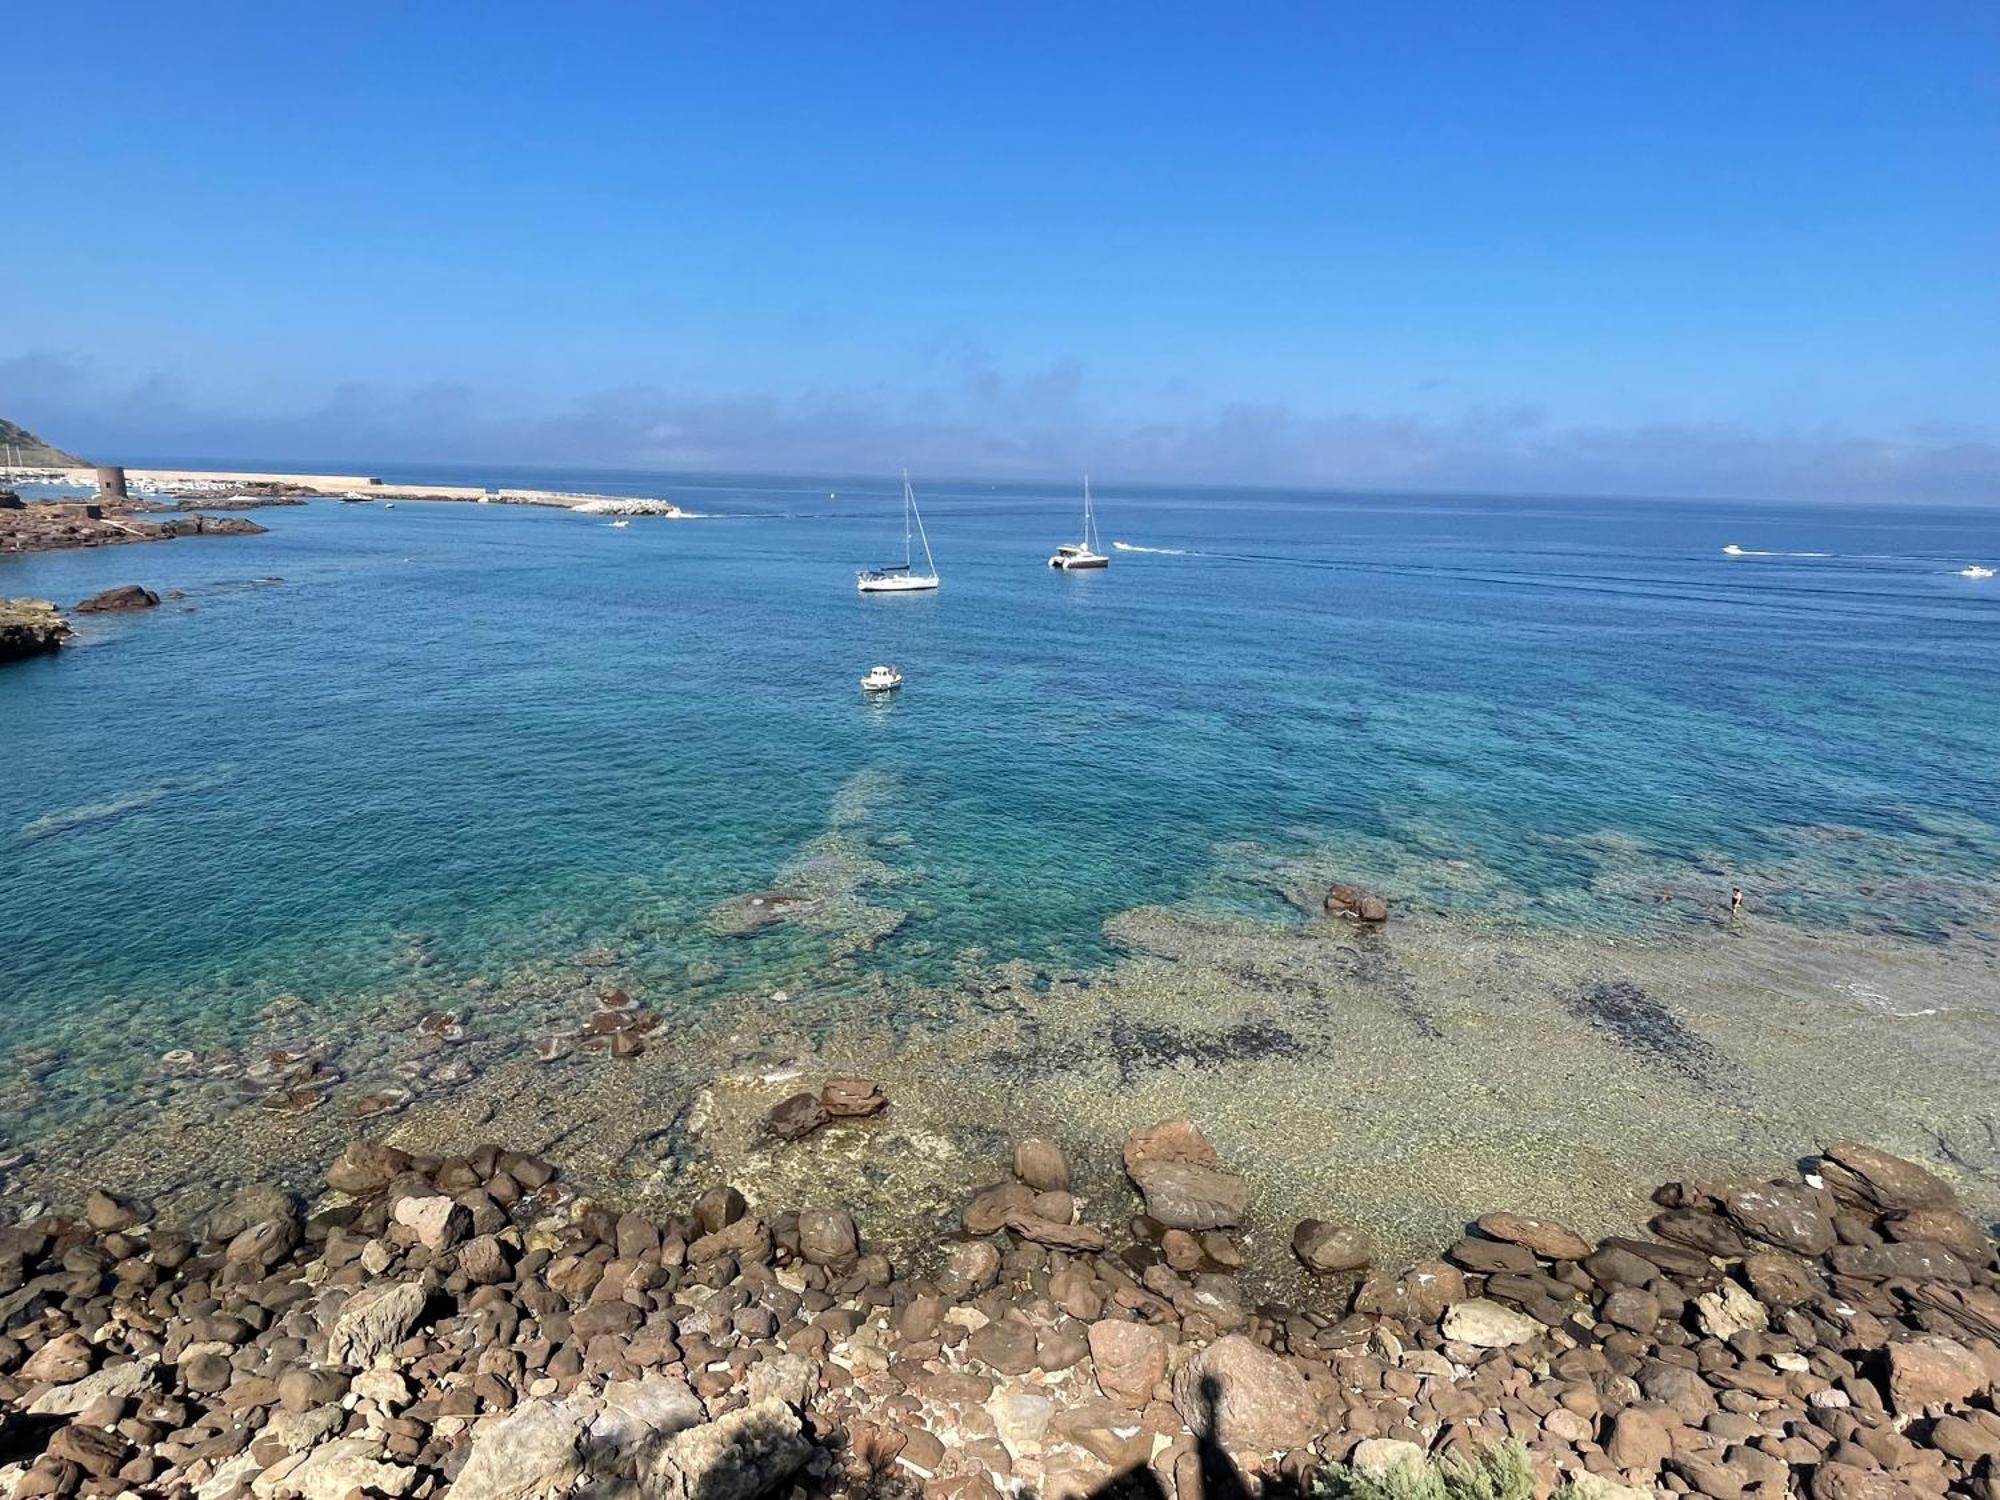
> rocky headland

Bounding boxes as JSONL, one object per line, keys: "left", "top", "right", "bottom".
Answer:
{"left": 0, "top": 1118, "right": 1995, "bottom": 1500}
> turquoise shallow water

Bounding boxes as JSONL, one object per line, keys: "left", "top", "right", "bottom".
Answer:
{"left": 2, "top": 472, "right": 1998, "bottom": 1144}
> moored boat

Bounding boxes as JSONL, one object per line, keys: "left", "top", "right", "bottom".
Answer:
{"left": 858, "top": 472, "right": 940, "bottom": 593}
{"left": 1049, "top": 477, "right": 1108, "bottom": 569}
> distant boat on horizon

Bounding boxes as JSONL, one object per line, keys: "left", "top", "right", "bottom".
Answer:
{"left": 1049, "top": 476, "right": 1109, "bottom": 570}
{"left": 856, "top": 471, "right": 940, "bottom": 592}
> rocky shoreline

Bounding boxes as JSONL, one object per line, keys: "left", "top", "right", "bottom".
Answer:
{"left": 0, "top": 496, "right": 266, "bottom": 555}
{"left": 1, "top": 1119, "right": 1995, "bottom": 1500}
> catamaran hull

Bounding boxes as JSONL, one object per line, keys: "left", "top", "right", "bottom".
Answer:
{"left": 1049, "top": 555, "right": 1108, "bottom": 570}
{"left": 857, "top": 575, "right": 941, "bottom": 593}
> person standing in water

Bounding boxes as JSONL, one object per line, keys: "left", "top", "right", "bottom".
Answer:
{"left": 1730, "top": 886, "right": 1744, "bottom": 918}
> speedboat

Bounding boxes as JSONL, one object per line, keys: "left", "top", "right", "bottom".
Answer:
{"left": 1964, "top": 565, "right": 1995, "bottom": 579}
{"left": 609, "top": 519, "right": 630, "bottom": 529}
{"left": 857, "top": 472, "right": 940, "bottom": 592}
{"left": 1050, "top": 476, "right": 1109, "bottom": 569}
{"left": 1722, "top": 544, "right": 1745, "bottom": 556}
{"left": 860, "top": 664, "right": 903, "bottom": 692}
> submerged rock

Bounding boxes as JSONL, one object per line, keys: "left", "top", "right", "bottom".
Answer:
{"left": 1292, "top": 1217, "right": 1372, "bottom": 1273}
{"left": 1324, "top": 882, "right": 1389, "bottom": 922}
{"left": 765, "top": 1092, "right": 830, "bottom": 1141}
{"left": 819, "top": 1077, "right": 887, "bottom": 1116}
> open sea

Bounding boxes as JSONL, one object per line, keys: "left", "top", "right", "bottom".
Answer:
{"left": 3, "top": 466, "right": 1998, "bottom": 1245}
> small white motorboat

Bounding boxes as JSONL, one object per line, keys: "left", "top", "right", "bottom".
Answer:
{"left": 383, "top": 501, "right": 396, "bottom": 509}
{"left": 860, "top": 664, "right": 903, "bottom": 693}
{"left": 1722, "top": 543, "right": 1745, "bottom": 556}
{"left": 1963, "top": 565, "right": 1995, "bottom": 579}
{"left": 609, "top": 519, "right": 630, "bottom": 529}
{"left": 1050, "top": 476, "right": 1109, "bottom": 569}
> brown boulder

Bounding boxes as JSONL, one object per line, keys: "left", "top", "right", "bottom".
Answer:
{"left": 820, "top": 1078, "right": 887, "bottom": 1116}
{"left": 1123, "top": 1118, "right": 1220, "bottom": 1176}
{"left": 1818, "top": 1142, "right": 1957, "bottom": 1214}
{"left": 1292, "top": 1219, "right": 1372, "bottom": 1274}
{"left": 1723, "top": 1183, "right": 1835, "bottom": 1256}
{"left": 1476, "top": 1212, "right": 1592, "bottom": 1261}
{"left": 1827, "top": 1241, "right": 1970, "bottom": 1284}
{"left": 1882, "top": 1207, "right": 1992, "bottom": 1264}
{"left": 963, "top": 1181, "right": 1039, "bottom": 1235}
{"left": 1170, "top": 1334, "right": 1320, "bottom": 1452}
{"left": 1013, "top": 1137, "right": 1071, "bottom": 1192}
{"left": 1132, "top": 1161, "right": 1251, "bottom": 1231}
{"left": 75, "top": 584, "right": 159, "bottom": 612}
{"left": 1002, "top": 1213, "right": 1106, "bottom": 1252}
{"left": 796, "top": 1209, "right": 859, "bottom": 1266}
{"left": 1605, "top": 1407, "right": 1673, "bottom": 1470}
{"left": 1885, "top": 1335, "right": 1988, "bottom": 1412}
{"left": 1324, "top": 883, "right": 1389, "bottom": 922}
{"left": 766, "top": 1092, "right": 830, "bottom": 1141}
{"left": 1088, "top": 1319, "right": 1169, "bottom": 1405}
{"left": 326, "top": 1140, "right": 414, "bottom": 1196}
{"left": 689, "top": 1214, "right": 772, "bottom": 1266}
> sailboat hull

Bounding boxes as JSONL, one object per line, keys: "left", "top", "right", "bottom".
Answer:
{"left": 857, "top": 573, "right": 941, "bottom": 592}
{"left": 1049, "top": 553, "right": 1108, "bottom": 570}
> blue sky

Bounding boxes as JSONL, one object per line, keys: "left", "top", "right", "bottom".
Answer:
{"left": 4, "top": 2, "right": 1996, "bottom": 498}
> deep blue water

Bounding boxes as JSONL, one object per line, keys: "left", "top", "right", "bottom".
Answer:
{"left": 3, "top": 473, "right": 1998, "bottom": 1085}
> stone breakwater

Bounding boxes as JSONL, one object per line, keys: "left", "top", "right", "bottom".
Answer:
{"left": 1, "top": 1119, "right": 1997, "bottom": 1500}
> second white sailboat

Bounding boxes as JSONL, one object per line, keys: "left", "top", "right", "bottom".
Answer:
{"left": 857, "top": 471, "right": 941, "bottom": 592}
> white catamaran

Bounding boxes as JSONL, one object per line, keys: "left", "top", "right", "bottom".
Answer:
{"left": 857, "top": 471, "right": 940, "bottom": 593}
{"left": 1049, "top": 476, "right": 1109, "bottom": 569}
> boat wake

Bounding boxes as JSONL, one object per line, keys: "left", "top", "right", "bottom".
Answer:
{"left": 1722, "top": 544, "right": 1832, "bottom": 558}
{"left": 1112, "top": 541, "right": 1188, "bottom": 555}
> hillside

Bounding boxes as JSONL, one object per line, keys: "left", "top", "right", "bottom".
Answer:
{"left": 0, "top": 417, "right": 87, "bottom": 467}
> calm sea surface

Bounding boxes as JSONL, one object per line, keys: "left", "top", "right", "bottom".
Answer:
{"left": 3, "top": 469, "right": 1998, "bottom": 1148}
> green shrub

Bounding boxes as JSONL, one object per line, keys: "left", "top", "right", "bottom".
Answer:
{"left": 1314, "top": 1441, "right": 1548, "bottom": 1500}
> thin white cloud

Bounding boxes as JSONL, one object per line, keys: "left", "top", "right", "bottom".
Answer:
{"left": 2, "top": 351, "right": 1995, "bottom": 503}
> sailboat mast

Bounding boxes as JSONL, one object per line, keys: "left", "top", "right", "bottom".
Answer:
{"left": 907, "top": 470, "right": 938, "bottom": 578}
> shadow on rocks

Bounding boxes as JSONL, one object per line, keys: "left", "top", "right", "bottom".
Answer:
{"left": 1080, "top": 1376, "right": 1307, "bottom": 1500}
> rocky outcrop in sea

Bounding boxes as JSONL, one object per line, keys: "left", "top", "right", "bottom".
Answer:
{"left": 1, "top": 1119, "right": 1995, "bottom": 1500}
{"left": 0, "top": 599, "right": 69, "bottom": 664}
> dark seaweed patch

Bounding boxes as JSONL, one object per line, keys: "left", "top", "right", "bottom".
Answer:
{"left": 1568, "top": 978, "right": 1720, "bottom": 1084}
{"left": 1106, "top": 1014, "right": 1310, "bottom": 1086}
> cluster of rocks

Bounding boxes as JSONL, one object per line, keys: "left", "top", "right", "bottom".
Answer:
{"left": 0, "top": 1130, "right": 1995, "bottom": 1500}
{"left": 0, "top": 599, "right": 69, "bottom": 664}
{"left": 0, "top": 499, "right": 265, "bottom": 555}
{"left": 1324, "top": 885, "right": 1389, "bottom": 924}
{"left": 765, "top": 1080, "right": 890, "bottom": 1142}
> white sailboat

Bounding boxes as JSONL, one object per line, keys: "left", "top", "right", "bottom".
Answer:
{"left": 1049, "top": 476, "right": 1109, "bottom": 569}
{"left": 857, "top": 471, "right": 940, "bottom": 592}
